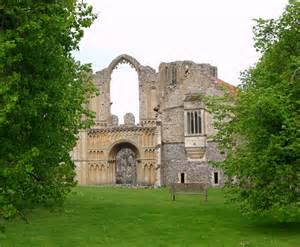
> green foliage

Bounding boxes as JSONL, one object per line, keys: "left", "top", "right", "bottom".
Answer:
{"left": 0, "top": 0, "right": 96, "bottom": 222}
{"left": 202, "top": 1, "right": 300, "bottom": 221}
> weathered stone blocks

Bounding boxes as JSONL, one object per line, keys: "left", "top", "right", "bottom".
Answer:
{"left": 72, "top": 54, "right": 232, "bottom": 187}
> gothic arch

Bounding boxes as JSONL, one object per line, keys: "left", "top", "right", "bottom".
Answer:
{"left": 108, "top": 54, "right": 141, "bottom": 76}
{"left": 107, "top": 54, "right": 141, "bottom": 123}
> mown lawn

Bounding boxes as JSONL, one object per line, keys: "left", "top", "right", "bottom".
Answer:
{"left": 1, "top": 186, "right": 299, "bottom": 247}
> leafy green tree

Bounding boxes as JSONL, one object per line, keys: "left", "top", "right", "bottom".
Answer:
{"left": 203, "top": 1, "right": 300, "bottom": 221}
{"left": 0, "top": 0, "right": 96, "bottom": 222}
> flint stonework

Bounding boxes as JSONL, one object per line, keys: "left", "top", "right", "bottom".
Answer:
{"left": 71, "top": 54, "right": 233, "bottom": 187}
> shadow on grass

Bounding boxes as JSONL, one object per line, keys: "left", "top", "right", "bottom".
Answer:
{"left": 252, "top": 221, "right": 300, "bottom": 234}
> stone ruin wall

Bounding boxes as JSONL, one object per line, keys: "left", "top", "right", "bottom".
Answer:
{"left": 72, "top": 54, "right": 227, "bottom": 187}
{"left": 158, "top": 61, "right": 225, "bottom": 186}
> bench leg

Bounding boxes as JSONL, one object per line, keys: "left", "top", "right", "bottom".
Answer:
{"left": 205, "top": 191, "right": 208, "bottom": 202}
{"left": 172, "top": 194, "right": 176, "bottom": 201}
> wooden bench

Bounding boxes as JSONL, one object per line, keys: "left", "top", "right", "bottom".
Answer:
{"left": 169, "top": 183, "right": 208, "bottom": 201}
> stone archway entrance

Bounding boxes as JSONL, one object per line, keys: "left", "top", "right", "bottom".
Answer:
{"left": 109, "top": 141, "right": 140, "bottom": 185}
{"left": 115, "top": 147, "right": 137, "bottom": 184}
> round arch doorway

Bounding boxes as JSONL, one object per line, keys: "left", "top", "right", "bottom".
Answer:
{"left": 109, "top": 141, "right": 140, "bottom": 185}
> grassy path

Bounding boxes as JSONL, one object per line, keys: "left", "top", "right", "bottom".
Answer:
{"left": 1, "top": 187, "right": 299, "bottom": 247}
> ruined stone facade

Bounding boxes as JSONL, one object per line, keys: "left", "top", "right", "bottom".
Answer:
{"left": 72, "top": 54, "right": 234, "bottom": 187}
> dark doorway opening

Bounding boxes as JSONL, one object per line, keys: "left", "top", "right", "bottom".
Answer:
{"left": 214, "top": 172, "right": 219, "bottom": 184}
{"left": 180, "top": 173, "right": 185, "bottom": 183}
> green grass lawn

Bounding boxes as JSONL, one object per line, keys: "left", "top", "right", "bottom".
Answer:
{"left": 1, "top": 187, "right": 299, "bottom": 247}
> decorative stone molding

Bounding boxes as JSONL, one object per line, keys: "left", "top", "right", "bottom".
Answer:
{"left": 72, "top": 54, "right": 233, "bottom": 187}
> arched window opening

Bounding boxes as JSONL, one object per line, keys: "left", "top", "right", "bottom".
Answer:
{"left": 111, "top": 63, "right": 139, "bottom": 124}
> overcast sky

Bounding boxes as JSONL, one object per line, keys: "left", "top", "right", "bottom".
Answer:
{"left": 74, "top": 0, "right": 288, "bottom": 123}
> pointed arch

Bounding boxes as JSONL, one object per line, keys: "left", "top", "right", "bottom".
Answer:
{"left": 108, "top": 54, "right": 141, "bottom": 76}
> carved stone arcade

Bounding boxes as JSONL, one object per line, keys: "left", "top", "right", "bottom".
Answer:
{"left": 72, "top": 54, "right": 234, "bottom": 187}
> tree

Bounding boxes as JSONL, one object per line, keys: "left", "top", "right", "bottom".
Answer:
{"left": 0, "top": 0, "right": 96, "bottom": 222}
{"left": 203, "top": 0, "right": 300, "bottom": 221}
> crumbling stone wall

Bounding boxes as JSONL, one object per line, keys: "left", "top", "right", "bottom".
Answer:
{"left": 124, "top": 113, "right": 135, "bottom": 126}
{"left": 73, "top": 54, "right": 230, "bottom": 187}
{"left": 158, "top": 60, "right": 225, "bottom": 186}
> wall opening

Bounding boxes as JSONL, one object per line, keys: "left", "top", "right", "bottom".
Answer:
{"left": 180, "top": 173, "right": 185, "bottom": 183}
{"left": 186, "top": 110, "right": 202, "bottom": 135}
{"left": 115, "top": 147, "right": 137, "bottom": 184}
{"left": 111, "top": 63, "right": 139, "bottom": 124}
{"left": 213, "top": 172, "right": 219, "bottom": 185}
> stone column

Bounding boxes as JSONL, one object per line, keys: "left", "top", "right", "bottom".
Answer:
{"left": 80, "top": 130, "right": 88, "bottom": 185}
{"left": 154, "top": 120, "right": 162, "bottom": 187}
